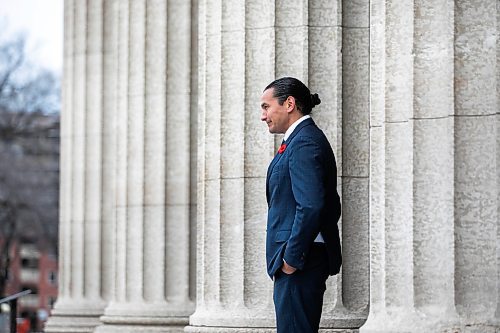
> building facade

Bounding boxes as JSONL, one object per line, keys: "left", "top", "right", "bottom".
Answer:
{"left": 4, "top": 240, "right": 58, "bottom": 331}
{"left": 46, "top": 0, "right": 499, "bottom": 332}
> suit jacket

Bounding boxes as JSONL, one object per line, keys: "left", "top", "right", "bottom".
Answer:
{"left": 265, "top": 117, "right": 342, "bottom": 279}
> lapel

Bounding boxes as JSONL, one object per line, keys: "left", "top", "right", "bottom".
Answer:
{"left": 266, "top": 118, "right": 315, "bottom": 200}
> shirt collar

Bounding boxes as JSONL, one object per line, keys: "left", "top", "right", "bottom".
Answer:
{"left": 283, "top": 115, "right": 311, "bottom": 141}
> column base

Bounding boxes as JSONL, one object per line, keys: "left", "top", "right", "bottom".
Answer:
{"left": 95, "top": 323, "right": 186, "bottom": 333}
{"left": 187, "top": 306, "right": 365, "bottom": 333}
{"left": 360, "top": 309, "right": 421, "bottom": 333}
{"left": 94, "top": 301, "right": 192, "bottom": 333}
{"left": 185, "top": 327, "right": 358, "bottom": 333}
{"left": 45, "top": 315, "right": 102, "bottom": 333}
{"left": 360, "top": 307, "right": 463, "bottom": 333}
{"left": 45, "top": 298, "right": 106, "bottom": 333}
{"left": 95, "top": 315, "right": 189, "bottom": 333}
{"left": 185, "top": 327, "right": 275, "bottom": 333}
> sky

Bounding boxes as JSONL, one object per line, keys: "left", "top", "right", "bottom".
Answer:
{"left": 0, "top": 0, "right": 63, "bottom": 72}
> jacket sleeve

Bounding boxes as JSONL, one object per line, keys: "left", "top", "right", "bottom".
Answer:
{"left": 283, "top": 137, "right": 325, "bottom": 270}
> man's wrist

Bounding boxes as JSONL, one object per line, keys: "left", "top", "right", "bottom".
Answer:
{"left": 282, "top": 259, "right": 297, "bottom": 273}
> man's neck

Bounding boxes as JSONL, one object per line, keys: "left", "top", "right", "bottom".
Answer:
{"left": 286, "top": 113, "right": 303, "bottom": 130}
{"left": 283, "top": 114, "right": 310, "bottom": 141}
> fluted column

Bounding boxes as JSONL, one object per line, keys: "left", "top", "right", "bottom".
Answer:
{"left": 186, "top": 0, "right": 275, "bottom": 331}
{"left": 46, "top": 1, "right": 113, "bottom": 331}
{"left": 309, "top": 0, "right": 346, "bottom": 327}
{"left": 186, "top": 0, "right": 368, "bottom": 331}
{"left": 412, "top": 0, "right": 458, "bottom": 330}
{"left": 497, "top": 1, "right": 500, "bottom": 325}
{"left": 362, "top": 0, "right": 423, "bottom": 331}
{"left": 362, "top": 0, "right": 498, "bottom": 332}
{"left": 337, "top": 0, "right": 370, "bottom": 325}
{"left": 100, "top": 0, "right": 119, "bottom": 305}
{"left": 95, "top": 0, "right": 194, "bottom": 332}
{"left": 454, "top": 1, "right": 498, "bottom": 332}
{"left": 363, "top": 0, "right": 386, "bottom": 329}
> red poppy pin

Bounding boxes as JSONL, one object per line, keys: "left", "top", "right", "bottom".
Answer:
{"left": 278, "top": 143, "right": 287, "bottom": 154}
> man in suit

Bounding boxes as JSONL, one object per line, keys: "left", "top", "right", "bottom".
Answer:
{"left": 261, "top": 77, "right": 342, "bottom": 333}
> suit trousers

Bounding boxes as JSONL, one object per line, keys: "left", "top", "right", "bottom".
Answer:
{"left": 273, "top": 243, "right": 330, "bottom": 333}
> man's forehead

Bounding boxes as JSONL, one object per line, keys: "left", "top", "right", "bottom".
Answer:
{"left": 261, "top": 88, "right": 275, "bottom": 101}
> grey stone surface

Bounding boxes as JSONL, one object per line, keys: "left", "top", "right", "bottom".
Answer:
{"left": 188, "top": 1, "right": 276, "bottom": 329}
{"left": 454, "top": 115, "right": 497, "bottom": 321}
{"left": 497, "top": 3, "right": 500, "bottom": 319}
{"left": 383, "top": 121, "right": 414, "bottom": 308}
{"left": 363, "top": 1, "right": 498, "bottom": 332}
{"left": 454, "top": 0, "right": 497, "bottom": 116}
{"left": 341, "top": 177, "right": 369, "bottom": 312}
{"left": 366, "top": 125, "right": 385, "bottom": 311}
{"left": 275, "top": 26, "right": 309, "bottom": 80}
{"left": 453, "top": 3, "right": 498, "bottom": 330}
{"left": 100, "top": 0, "right": 118, "bottom": 302}
{"left": 187, "top": 324, "right": 359, "bottom": 333}
{"left": 413, "top": 0, "right": 454, "bottom": 119}
{"left": 369, "top": 0, "right": 385, "bottom": 128}
{"left": 308, "top": 25, "right": 342, "bottom": 178}
{"left": 96, "top": 0, "right": 195, "bottom": 331}
{"left": 308, "top": 26, "right": 342, "bottom": 152}
{"left": 384, "top": 1, "right": 414, "bottom": 123}
{"left": 342, "top": 0, "right": 369, "bottom": 28}
{"left": 275, "top": 0, "right": 308, "bottom": 27}
{"left": 245, "top": 0, "right": 274, "bottom": 29}
{"left": 309, "top": 0, "right": 340, "bottom": 27}
{"left": 412, "top": 118, "right": 456, "bottom": 319}
{"left": 342, "top": 28, "right": 369, "bottom": 177}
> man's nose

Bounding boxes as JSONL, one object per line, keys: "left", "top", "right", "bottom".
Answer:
{"left": 260, "top": 110, "right": 267, "bottom": 121}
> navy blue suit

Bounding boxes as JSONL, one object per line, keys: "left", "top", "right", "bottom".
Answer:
{"left": 266, "top": 118, "right": 341, "bottom": 332}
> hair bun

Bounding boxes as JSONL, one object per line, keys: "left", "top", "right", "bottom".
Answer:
{"left": 310, "top": 93, "right": 321, "bottom": 107}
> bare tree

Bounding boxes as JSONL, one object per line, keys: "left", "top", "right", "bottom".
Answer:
{"left": 0, "top": 25, "right": 60, "bottom": 114}
{"left": 0, "top": 25, "right": 60, "bottom": 298}
{"left": 0, "top": 109, "right": 60, "bottom": 298}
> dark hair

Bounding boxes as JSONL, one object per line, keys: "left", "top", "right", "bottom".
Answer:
{"left": 264, "top": 77, "right": 321, "bottom": 115}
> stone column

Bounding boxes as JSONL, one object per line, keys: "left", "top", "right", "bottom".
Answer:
{"left": 362, "top": 0, "right": 386, "bottom": 329}
{"left": 337, "top": 0, "right": 370, "bottom": 325}
{"left": 46, "top": 0, "right": 113, "bottom": 331}
{"left": 362, "top": 0, "right": 498, "bottom": 332}
{"left": 412, "top": 0, "right": 458, "bottom": 330}
{"left": 186, "top": 0, "right": 275, "bottom": 331}
{"left": 497, "top": 1, "right": 500, "bottom": 325}
{"left": 186, "top": 0, "right": 368, "bottom": 331}
{"left": 100, "top": 0, "right": 119, "bottom": 306}
{"left": 454, "top": 1, "right": 498, "bottom": 332}
{"left": 95, "top": 0, "right": 194, "bottom": 332}
{"left": 362, "top": 0, "right": 430, "bottom": 331}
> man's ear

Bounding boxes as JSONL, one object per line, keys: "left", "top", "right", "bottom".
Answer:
{"left": 285, "top": 96, "right": 296, "bottom": 113}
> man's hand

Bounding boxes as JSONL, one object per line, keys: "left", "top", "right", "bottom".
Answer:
{"left": 281, "top": 259, "right": 297, "bottom": 275}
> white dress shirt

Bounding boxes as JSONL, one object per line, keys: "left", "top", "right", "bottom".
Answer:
{"left": 284, "top": 115, "right": 310, "bottom": 141}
